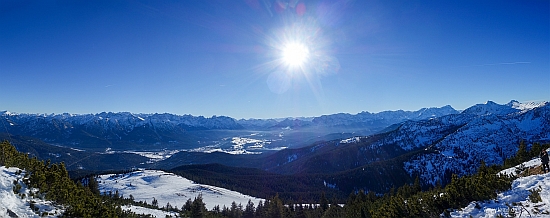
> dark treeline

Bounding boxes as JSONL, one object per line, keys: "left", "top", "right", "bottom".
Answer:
{"left": 168, "top": 147, "right": 430, "bottom": 204}
{"left": 170, "top": 163, "right": 334, "bottom": 202}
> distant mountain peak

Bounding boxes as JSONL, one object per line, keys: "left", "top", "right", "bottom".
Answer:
{"left": 462, "top": 101, "right": 519, "bottom": 116}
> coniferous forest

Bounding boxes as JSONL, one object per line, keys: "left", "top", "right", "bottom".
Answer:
{"left": 1, "top": 140, "right": 548, "bottom": 217}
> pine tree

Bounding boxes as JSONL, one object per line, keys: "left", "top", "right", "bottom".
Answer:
{"left": 191, "top": 194, "right": 207, "bottom": 218}
{"left": 267, "top": 194, "right": 284, "bottom": 218}
{"left": 319, "top": 192, "right": 329, "bottom": 212}
{"left": 87, "top": 176, "right": 100, "bottom": 195}
{"left": 152, "top": 197, "right": 158, "bottom": 207}
{"left": 243, "top": 199, "right": 255, "bottom": 218}
{"left": 517, "top": 140, "right": 529, "bottom": 163}
{"left": 255, "top": 200, "right": 265, "bottom": 218}
{"left": 183, "top": 198, "right": 193, "bottom": 212}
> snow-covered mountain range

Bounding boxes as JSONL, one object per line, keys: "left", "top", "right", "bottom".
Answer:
{"left": 1, "top": 105, "right": 459, "bottom": 131}
{"left": 238, "top": 105, "right": 459, "bottom": 129}
{"left": 1, "top": 112, "right": 243, "bottom": 135}
{"left": 1, "top": 100, "right": 548, "bottom": 189}
{"left": 0, "top": 105, "right": 459, "bottom": 150}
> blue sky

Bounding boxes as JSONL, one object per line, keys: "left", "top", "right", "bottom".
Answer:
{"left": 1, "top": 0, "right": 548, "bottom": 119}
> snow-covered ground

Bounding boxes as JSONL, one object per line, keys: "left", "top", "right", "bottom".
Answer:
{"left": 122, "top": 205, "right": 178, "bottom": 217}
{"left": 98, "top": 170, "right": 264, "bottom": 211}
{"left": 123, "top": 150, "right": 182, "bottom": 163}
{"left": 450, "top": 156, "right": 550, "bottom": 217}
{"left": 0, "top": 166, "right": 64, "bottom": 218}
{"left": 499, "top": 158, "right": 543, "bottom": 177}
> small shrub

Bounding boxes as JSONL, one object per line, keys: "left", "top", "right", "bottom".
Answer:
{"left": 528, "top": 186, "right": 542, "bottom": 203}
{"left": 13, "top": 183, "right": 22, "bottom": 194}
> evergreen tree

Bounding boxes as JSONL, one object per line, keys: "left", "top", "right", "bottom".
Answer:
{"left": 152, "top": 197, "right": 158, "bottom": 207}
{"left": 255, "top": 200, "right": 265, "bottom": 218}
{"left": 183, "top": 198, "right": 193, "bottom": 212}
{"left": 87, "top": 176, "right": 100, "bottom": 195}
{"left": 191, "top": 194, "right": 207, "bottom": 218}
{"left": 319, "top": 192, "right": 329, "bottom": 212}
{"left": 517, "top": 140, "right": 529, "bottom": 163}
{"left": 243, "top": 199, "right": 255, "bottom": 218}
{"left": 267, "top": 194, "right": 284, "bottom": 218}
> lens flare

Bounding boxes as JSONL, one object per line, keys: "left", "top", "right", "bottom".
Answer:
{"left": 258, "top": 17, "right": 340, "bottom": 96}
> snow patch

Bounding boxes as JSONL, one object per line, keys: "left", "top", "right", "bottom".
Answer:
{"left": 0, "top": 166, "right": 64, "bottom": 218}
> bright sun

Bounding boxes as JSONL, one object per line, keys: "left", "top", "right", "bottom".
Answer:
{"left": 282, "top": 42, "right": 310, "bottom": 67}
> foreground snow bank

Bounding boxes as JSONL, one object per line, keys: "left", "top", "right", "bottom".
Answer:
{"left": 451, "top": 169, "right": 550, "bottom": 217}
{"left": 0, "top": 166, "right": 63, "bottom": 218}
{"left": 98, "top": 170, "right": 263, "bottom": 211}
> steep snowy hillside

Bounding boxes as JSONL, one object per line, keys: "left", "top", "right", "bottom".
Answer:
{"left": 97, "top": 170, "right": 264, "bottom": 210}
{"left": 449, "top": 151, "right": 550, "bottom": 217}
{"left": 0, "top": 166, "right": 63, "bottom": 218}
{"left": 403, "top": 101, "right": 549, "bottom": 185}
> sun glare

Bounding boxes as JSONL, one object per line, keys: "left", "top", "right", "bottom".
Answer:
{"left": 282, "top": 42, "right": 310, "bottom": 67}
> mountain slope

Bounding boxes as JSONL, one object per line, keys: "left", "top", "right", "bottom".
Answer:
{"left": 0, "top": 133, "right": 148, "bottom": 171}
{"left": 404, "top": 101, "right": 550, "bottom": 185}
{"left": 253, "top": 100, "right": 548, "bottom": 190}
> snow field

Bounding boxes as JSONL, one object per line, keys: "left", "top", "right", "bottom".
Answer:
{"left": 98, "top": 170, "right": 264, "bottom": 211}
{"left": 122, "top": 205, "right": 178, "bottom": 217}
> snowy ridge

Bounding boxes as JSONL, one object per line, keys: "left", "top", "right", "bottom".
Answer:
{"left": 311, "top": 105, "right": 458, "bottom": 127}
{"left": 98, "top": 170, "right": 263, "bottom": 210}
{"left": 461, "top": 100, "right": 520, "bottom": 116}
{"left": 507, "top": 100, "right": 548, "bottom": 111}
